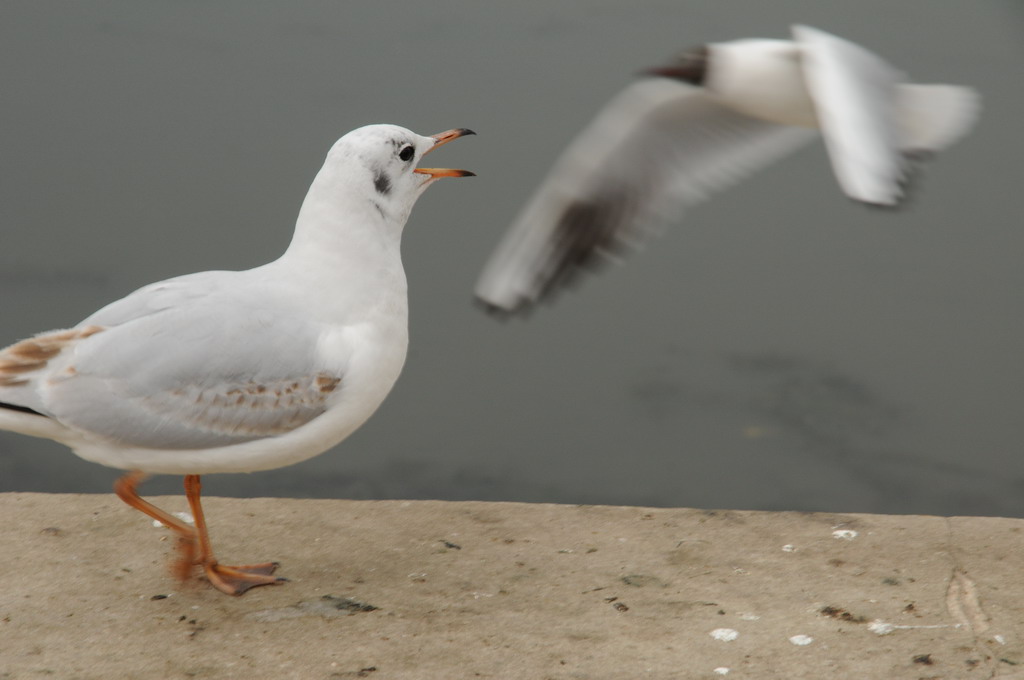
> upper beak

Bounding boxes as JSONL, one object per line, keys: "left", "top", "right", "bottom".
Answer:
{"left": 414, "top": 128, "right": 476, "bottom": 179}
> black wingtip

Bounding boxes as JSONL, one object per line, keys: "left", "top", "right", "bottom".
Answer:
{"left": 0, "top": 400, "right": 45, "bottom": 417}
{"left": 854, "top": 150, "right": 935, "bottom": 212}
{"left": 473, "top": 296, "right": 526, "bottom": 321}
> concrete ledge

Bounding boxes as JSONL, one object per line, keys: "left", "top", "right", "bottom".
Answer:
{"left": 1, "top": 492, "right": 1022, "bottom": 679}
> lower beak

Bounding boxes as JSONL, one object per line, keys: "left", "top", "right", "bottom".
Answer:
{"left": 414, "top": 128, "right": 476, "bottom": 178}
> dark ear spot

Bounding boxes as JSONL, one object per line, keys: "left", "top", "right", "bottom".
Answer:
{"left": 374, "top": 171, "right": 392, "bottom": 196}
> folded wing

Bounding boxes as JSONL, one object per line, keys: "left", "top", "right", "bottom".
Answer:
{"left": 1, "top": 274, "right": 349, "bottom": 450}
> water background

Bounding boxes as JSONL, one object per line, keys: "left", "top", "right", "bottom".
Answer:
{"left": 2, "top": 1, "right": 1023, "bottom": 517}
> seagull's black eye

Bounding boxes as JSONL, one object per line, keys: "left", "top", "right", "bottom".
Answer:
{"left": 398, "top": 145, "right": 415, "bottom": 162}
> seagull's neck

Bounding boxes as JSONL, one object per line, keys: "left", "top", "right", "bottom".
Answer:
{"left": 272, "top": 165, "right": 410, "bottom": 323}
{"left": 280, "top": 165, "right": 407, "bottom": 273}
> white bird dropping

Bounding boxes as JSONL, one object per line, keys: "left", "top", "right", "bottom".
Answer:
{"left": 710, "top": 628, "right": 740, "bottom": 642}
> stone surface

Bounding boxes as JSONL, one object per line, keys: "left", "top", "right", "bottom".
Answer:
{"left": 1, "top": 492, "right": 1022, "bottom": 679}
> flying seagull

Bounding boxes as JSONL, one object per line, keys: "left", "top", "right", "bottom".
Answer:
{"left": 475, "top": 25, "right": 979, "bottom": 315}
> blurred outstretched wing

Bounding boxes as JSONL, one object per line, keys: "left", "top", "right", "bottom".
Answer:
{"left": 793, "top": 24, "right": 908, "bottom": 206}
{"left": 474, "top": 78, "right": 815, "bottom": 315}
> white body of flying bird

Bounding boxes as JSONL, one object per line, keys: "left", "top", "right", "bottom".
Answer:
{"left": 0, "top": 124, "right": 474, "bottom": 594}
{"left": 475, "top": 25, "right": 979, "bottom": 314}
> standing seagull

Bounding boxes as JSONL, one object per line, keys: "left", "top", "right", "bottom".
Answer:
{"left": 475, "top": 25, "right": 979, "bottom": 315}
{"left": 0, "top": 124, "right": 474, "bottom": 594}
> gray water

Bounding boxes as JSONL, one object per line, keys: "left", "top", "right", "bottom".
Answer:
{"left": 1, "top": 1, "right": 1022, "bottom": 517}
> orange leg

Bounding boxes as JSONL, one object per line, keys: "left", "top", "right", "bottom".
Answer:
{"left": 114, "top": 471, "right": 285, "bottom": 595}
{"left": 182, "top": 474, "right": 284, "bottom": 595}
{"left": 114, "top": 471, "right": 198, "bottom": 581}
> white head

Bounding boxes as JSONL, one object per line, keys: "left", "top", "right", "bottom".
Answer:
{"left": 288, "top": 124, "right": 474, "bottom": 260}
{"left": 322, "top": 124, "right": 474, "bottom": 226}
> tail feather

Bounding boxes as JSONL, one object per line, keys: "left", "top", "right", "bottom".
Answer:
{"left": 0, "top": 397, "right": 66, "bottom": 442}
{"left": 897, "top": 84, "right": 980, "bottom": 152}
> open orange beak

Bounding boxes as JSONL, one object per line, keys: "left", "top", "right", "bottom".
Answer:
{"left": 414, "top": 128, "right": 476, "bottom": 179}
